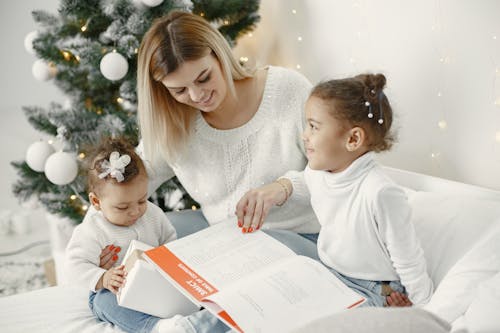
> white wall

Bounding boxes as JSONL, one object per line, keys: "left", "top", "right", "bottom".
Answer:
{"left": 0, "top": 0, "right": 62, "bottom": 212}
{"left": 1, "top": 0, "right": 499, "bottom": 214}
{"left": 234, "top": 0, "right": 500, "bottom": 190}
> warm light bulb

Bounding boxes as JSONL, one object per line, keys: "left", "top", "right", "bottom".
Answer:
{"left": 70, "top": 195, "right": 77, "bottom": 200}
{"left": 223, "top": 20, "right": 229, "bottom": 25}
{"left": 192, "top": 205, "right": 197, "bottom": 211}
{"left": 48, "top": 140, "right": 54, "bottom": 145}
{"left": 437, "top": 92, "right": 442, "bottom": 97}
{"left": 297, "top": 36, "right": 302, "bottom": 41}
{"left": 430, "top": 152, "right": 440, "bottom": 158}
{"left": 81, "top": 18, "right": 90, "bottom": 32}
{"left": 239, "top": 56, "right": 249, "bottom": 63}
{"left": 62, "top": 51, "right": 71, "bottom": 61}
{"left": 78, "top": 153, "right": 86, "bottom": 159}
{"left": 493, "top": 35, "right": 497, "bottom": 40}
{"left": 292, "top": 9, "right": 297, "bottom": 14}
{"left": 117, "top": 97, "right": 124, "bottom": 104}
{"left": 200, "top": 12, "right": 205, "bottom": 17}
{"left": 495, "top": 97, "right": 500, "bottom": 106}
{"left": 82, "top": 205, "right": 88, "bottom": 211}
{"left": 296, "top": 64, "right": 301, "bottom": 69}
{"left": 75, "top": 55, "right": 80, "bottom": 62}
{"left": 438, "top": 120, "right": 447, "bottom": 129}
{"left": 247, "top": 33, "right": 253, "bottom": 37}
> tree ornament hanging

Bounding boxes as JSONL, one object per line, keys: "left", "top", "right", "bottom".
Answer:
{"left": 99, "top": 51, "right": 129, "bottom": 81}
{"left": 24, "top": 30, "right": 39, "bottom": 55}
{"left": 141, "top": 0, "right": 164, "bottom": 7}
{"left": 44, "top": 151, "right": 78, "bottom": 185}
{"left": 32, "top": 59, "right": 57, "bottom": 81}
{"left": 25, "top": 141, "right": 55, "bottom": 172}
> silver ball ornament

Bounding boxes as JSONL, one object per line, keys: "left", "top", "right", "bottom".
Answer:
{"left": 44, "top": 152, "right": 78, "bottom": 185}
{"left": 26, "top": 141, "right": 55, "bottom": 172}
{"left": 100, "top": 52, "right": 129, "bottom": 81}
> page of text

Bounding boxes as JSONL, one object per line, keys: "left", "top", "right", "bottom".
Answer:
{"left": 206, "top": 256, "right": 365, "bottom": 333}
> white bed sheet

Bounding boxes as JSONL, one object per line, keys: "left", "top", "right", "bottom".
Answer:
{"left": 0, "top": 285, "right": 123, "bottom": 333}
{"left": 2, "top": 167, "right": 499, "bottom": 333}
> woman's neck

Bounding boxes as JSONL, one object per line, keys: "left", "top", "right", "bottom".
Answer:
{"left": 202, "top": 69, "right": 265, "bottom": 130}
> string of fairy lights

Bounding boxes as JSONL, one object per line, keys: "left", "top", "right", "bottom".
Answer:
{"left": 235, "top": 0, "right": 500, "bottom": 177}
{"left": 23, "top": 2, "right": 500, "bottom": 214}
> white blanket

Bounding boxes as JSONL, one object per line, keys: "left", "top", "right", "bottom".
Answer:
{"left": 0, "top": 285, "right": 122, "bottom": 333}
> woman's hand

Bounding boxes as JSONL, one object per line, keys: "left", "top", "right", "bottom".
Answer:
{"left": 99, "top": 245, "right": 121, "bottom": 270}
{"left": 103, "top": 265, "right": 126, "bottom": 294}
{"left": 235, "top": 179, "right": 291, "bottom": 233}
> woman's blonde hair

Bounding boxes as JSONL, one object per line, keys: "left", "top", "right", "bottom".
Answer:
{"left": 137, "top": 10, "right": 253, "bottom": 164}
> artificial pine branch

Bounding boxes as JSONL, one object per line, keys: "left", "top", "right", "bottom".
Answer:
{"left": 15, "top": 0, "right": 260, "bottom": 224}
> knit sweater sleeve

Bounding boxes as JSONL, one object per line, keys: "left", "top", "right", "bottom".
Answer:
{"left": 277, "top": 68, "right": 312, "bottom": 204}
{"left": 283, "top": 169, "right": 310, "bottom": 202}
{"left": 374, "top": 186, "right": 434, "bottom": 306}
{"left": 64, "top": 222, "right": 107, "bottom": 292}
{"left": 149, "top": 202, "right": 177, "bottom": 244}
{"left": 136, "top": 140, "right": 175, "bottom": 196}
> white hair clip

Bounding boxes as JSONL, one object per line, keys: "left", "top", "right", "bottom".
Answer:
{"left": 98, "top": 151, "right": 131, "bottom": 182}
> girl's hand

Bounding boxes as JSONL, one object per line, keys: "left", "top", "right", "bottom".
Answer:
{"left": 235, "top": 180, "right": 291, "bottom": 233}
{"left": 386, "top": 291, "right": 413, "bottom": 307}
{"left": 103, "top": 265, "right": 126, "bottom": 294}
{"left": 99, "top": 245, "right": 121, "bottom": 270}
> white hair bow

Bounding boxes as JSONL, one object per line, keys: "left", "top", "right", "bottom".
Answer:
{"left": 98, "top": 151, "right": 131, "bottom": 182}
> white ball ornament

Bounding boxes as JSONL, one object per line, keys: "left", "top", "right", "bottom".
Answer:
{"left": 32, "top": 59, "right": 57, "bottom": 81}
{"left": 44, "top": 151, "right": 78, "bottom": 185}
{"left": 141, "top": 0, "right": 164, "bottom": 7}
{"left": 100, "top": 52, "right": 129, "bottom": 81}
{"left": 24, "top": 30, "right": 39, "bottom": 55}
{"left": 26, "top": 141, "right": 55, "bottom": 172}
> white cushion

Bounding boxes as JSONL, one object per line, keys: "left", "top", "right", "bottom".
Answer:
{"left": 290, "top": 307, "right": 451, "bottom": 333}
{"left": 423, "top": 223, "right": 500, "bottom": 323}
{"left": 463, "top": 271, "right": 500, "bottom": 333}
{"left": 408, "top": 192, "right": 500, "bottom": 285}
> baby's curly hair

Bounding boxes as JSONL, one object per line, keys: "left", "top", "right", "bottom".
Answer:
{"left": 86, "top": 137, "right": 146, "bottom": 194}
{"left": 310, "top": 73, "right": 396, "bottom": 152}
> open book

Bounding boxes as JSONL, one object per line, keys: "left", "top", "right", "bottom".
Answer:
{"left": 144, "top": 221, "right": 365, "bottom": 333}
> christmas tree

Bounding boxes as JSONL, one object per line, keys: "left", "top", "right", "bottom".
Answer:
{"left": 12, "top": 0, "right": 260, "bottom": 223}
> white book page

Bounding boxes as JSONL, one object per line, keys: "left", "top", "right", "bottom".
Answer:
{"left": 166, "top": 221, "right": 296, "bottom": 288}
{"left": 206, "top": 256, "right": 365, "bottom": 333}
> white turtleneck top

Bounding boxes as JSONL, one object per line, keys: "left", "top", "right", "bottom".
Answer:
{"left": 142, "top": 66, "right": 320, "bottom": 233}
{"left": 286, "top": 152, "right": 433, "bottom": 305}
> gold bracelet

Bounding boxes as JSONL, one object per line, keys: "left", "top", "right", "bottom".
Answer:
{"left": 275, "top": 178, "right": 290, "bottom": 206}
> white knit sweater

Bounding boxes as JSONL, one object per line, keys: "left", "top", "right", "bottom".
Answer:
{"left": 144, "top": 66, "right": 320, "bottom": 233}
{"left": 287, "top": 153, "right": 433, "bottom": 305}
{"left": 64, "top": 201, "right": 176, "bottom": 292}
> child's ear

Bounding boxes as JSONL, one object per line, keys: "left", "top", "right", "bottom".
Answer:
{"left": 345, "top": 127, "right": 366, "bottom": 152}
{"left": 89, "top": 192, "right": 101, "bottom": 210}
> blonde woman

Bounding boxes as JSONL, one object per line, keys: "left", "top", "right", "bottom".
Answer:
{"left": 95, "top": 10, "right": 320, "bottom": 333}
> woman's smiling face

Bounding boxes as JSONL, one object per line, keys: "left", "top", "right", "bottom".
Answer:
{"left": 161, "top": 53, "right": 227, "bottom": 113}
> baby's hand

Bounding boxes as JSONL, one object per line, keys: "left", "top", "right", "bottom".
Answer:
{"left": 386, "top": 291, "right": 413, "bottom": 307}
{"left": 103, "top": 265, "right": 126, "bottom": 294}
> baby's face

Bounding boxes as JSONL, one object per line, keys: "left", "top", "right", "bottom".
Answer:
{"left": 96, "top": 173, "right": 149, "bottom": 227}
